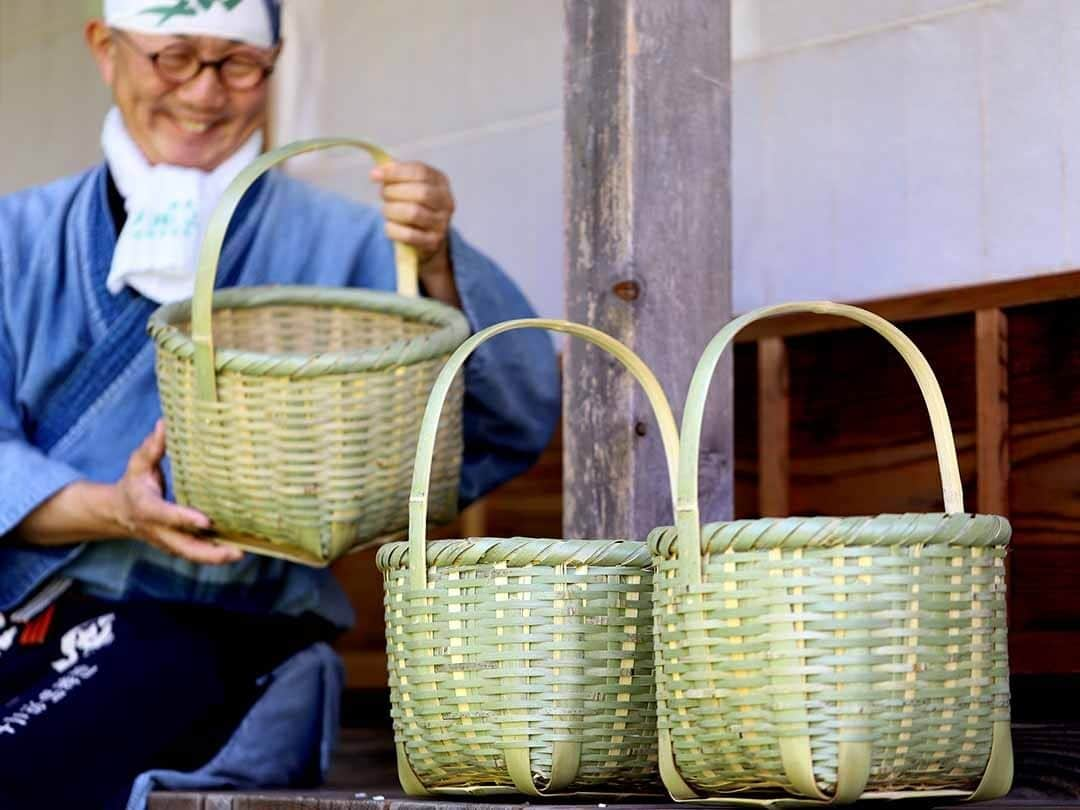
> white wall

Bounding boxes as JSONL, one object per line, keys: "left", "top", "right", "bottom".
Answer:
{"left": 0, "top": 1, "right": 111, "bottom": 194}
{"left": 273, "top": 0, "right": 564, "bottom": 320}
{"left": 733, "top": 0, "right": 1080, "bottom": 310}
{"left": 3, "top": 1, "right": 1074, "bottom": 314}
{"left": 283, "top": 0, "right": 1079, "bottom": 315}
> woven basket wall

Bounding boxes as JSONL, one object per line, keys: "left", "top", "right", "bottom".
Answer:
{"left": 379, "top": 537, "right": 657, "bottom": 794}
{"left": 379, "top": 318, "right": 677, "bottom": 797}
{"left": 149, "top": 139, "right": 468, "bottom": 566}
{"left": 649, "top": 302, "right": 1013, "bottom": 806}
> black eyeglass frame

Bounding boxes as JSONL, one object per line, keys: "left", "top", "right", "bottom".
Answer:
{"left": 110, "top": 28, "right": 278, "bottom": 90}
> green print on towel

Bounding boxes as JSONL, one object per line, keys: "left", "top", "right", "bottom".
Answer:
{"left": 129, "top": 200, "right": 198, "bottom": 241}
{"left": 140, "top": 0, "right": 245, "bottom": 27}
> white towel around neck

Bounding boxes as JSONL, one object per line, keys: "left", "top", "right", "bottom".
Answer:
{"left": 102, "top": 107, "right": 262, "bottom": 303}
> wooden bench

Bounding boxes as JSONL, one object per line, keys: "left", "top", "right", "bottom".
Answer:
{"left": 150, "top": 721, "right": 1080, "bottom": 809}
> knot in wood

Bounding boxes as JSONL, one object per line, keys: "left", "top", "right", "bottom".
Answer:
{"left": 612, "top": 280, "right": 641, "bottom": 302}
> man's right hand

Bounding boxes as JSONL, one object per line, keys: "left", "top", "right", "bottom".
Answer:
{"left": 113, "top": 420, "right": 242, "bottom": 565}
{"left": 14, "top": 420, "right": 243, "bottom": 566}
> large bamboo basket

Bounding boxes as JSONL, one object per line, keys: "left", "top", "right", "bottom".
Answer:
{"left": 649, "top": 302, "right": 1012, "bottom": 806}
{"left": 149, "top": 139, "right": 469, "bottom": 566}
{"left": 377, "top": 319, "right": 675, "bottom": 797}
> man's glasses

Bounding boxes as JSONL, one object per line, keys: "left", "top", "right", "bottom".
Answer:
{"left": 111, "top": 29, "right": 277, "bottom": 91}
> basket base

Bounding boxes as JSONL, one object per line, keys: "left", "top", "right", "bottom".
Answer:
{"left": 211, "top": 525, "right": 411, "bottom": 567}
{"left": 211, "top": 528, "right": 333, "bottom": 567}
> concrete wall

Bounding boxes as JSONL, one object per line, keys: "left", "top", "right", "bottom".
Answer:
{"left": 0, "top": 1, "right": 111, "bottom": 194}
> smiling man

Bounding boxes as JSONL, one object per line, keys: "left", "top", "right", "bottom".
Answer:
{"left": 0, "top": 1, "right": 558, "bottom": 807}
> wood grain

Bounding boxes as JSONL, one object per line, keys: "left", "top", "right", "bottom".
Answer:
{"left": 733, "top": 342, "right": 760, "bottom": 519}
{"left": 783, "top": 315, "right": 977, "bottom": 516}
{"left": 563, "top": 0, "right": 733, "bottom": 540}
{"left": 977, "top": 309, "right": 1010, "bottom": 517}
{"left": 149, "top": 724, "right": 1080, "bottom": 807}
{"left": 735, "top": 268, "right": 1080, "bottom": 342}
{"left": 757, "top": 337, "right": 789, "bottom": 517}
{"left": 1010, "top": 415, "right": 1080, "bottom": 545}
{"left": 1009, "top": 547, "right": 1080, "bottom": 634}
{"left": 976, "top": 309, "right": 1011, "bottom": 612}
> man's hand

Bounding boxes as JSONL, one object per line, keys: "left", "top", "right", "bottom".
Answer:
{"left": 15, "top": 421, "right": 242, "bottom": 565}
{"left": 371, "top": 161, "right": 461, "bottom": 307}
{"left": 113, "top": 420, "right": 242, "bottom": 565}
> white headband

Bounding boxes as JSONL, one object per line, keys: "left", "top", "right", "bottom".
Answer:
{"left": 104, "top": 0, "right": 276, "bottom": 48}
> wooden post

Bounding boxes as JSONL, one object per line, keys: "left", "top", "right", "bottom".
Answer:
{"left": 975, "top": 308, "right": 1010, "bottom": 617}
{"left": 975, "top": 309, "right": 1010, "bottom": 517}
{"left": 758, "top": 337, "right": 790, "bottom": 517}
{"left": 563, "top": 0, "right": 733, "bottom": 539}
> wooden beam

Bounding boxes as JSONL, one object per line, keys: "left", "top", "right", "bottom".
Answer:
{"left": 563, "top": 0, "right": 733, "bottom": 539}
{"left": 757, "top": 337, "right": 790, "bottom": 517}
{"left": 735, "top": 269, "right": 1080, "bottom": 342}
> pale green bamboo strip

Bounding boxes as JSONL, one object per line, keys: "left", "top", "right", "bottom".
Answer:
{"left": 407, "top": 318, "right": 680, "bottom": 589}
{"left": 676, "top": 301, "right": 964, "bottom": 586}
{"left": 150, "top": 288, "right": 464, "bottom": 376}
{"left": 191, "top": 138, "right": 418, "bottom": 401}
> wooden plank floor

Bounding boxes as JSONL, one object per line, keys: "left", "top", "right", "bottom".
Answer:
{"left": 149, "top": 722, "right": 1080, "bottom": 809}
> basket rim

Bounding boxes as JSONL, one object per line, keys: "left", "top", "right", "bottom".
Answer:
{"left": 149, "top": 285, "right": 470, "bottom": 377}
{"left": 648, "top": 512, "right": 1012, "bottom": 556}
{"left": 376, "top": 536, "right": 653, "bottom": 572}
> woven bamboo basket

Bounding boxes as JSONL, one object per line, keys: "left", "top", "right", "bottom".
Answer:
{"left": 649, "top": 302, "right": 1013, "bottom": 807}
{"left": 149, "top": 139, "right": 469, "bottom": 566}
{"left": 377, "top": 318, "right": 676, "bottom": 797}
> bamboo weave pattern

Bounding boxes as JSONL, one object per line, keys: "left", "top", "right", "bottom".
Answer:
{"left": 150, "top": 139, "right": 469, "bottom": 565}
{"left": 379, "top": 537, "right": 658, "bottom": 791}
{"left": 649, "top": 515, "right": 1010, "bottom": 797}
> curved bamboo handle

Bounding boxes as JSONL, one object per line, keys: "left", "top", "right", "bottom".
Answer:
{"left": 676, "top": 301, "right": 962, "bottom": 585}
{"left": 407, "top": 318, "right": 679, "bottom": 589}
{"left": 192, "top": 137, "right": 419, "bottom": 401}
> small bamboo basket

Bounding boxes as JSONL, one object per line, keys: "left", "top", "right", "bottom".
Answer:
{"left": 377, "top": 318, "right": 675, "bottom": 797}
{"left": 149, "top": 139, "right": 469, "bottom": 566}
{"left": 649, "top": 302, "right": 1013, "bottom": 806}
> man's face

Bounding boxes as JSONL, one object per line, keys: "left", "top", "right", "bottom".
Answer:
{"left": 95, "top": 26, "right": 275, "bottom": 171}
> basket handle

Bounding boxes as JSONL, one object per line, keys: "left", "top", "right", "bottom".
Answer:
{"left": 192, "top": 137, "right": 419, "bottom": 402}
{"left": 675, "top": 301, "right": 963, "bottom": 586}
{"left": 407, "top": 318, "right": 679, "bottom": 590}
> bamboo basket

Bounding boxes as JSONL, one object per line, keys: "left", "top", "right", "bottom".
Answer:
{"left": 377, "top": 318, "right": 675, "bottom": 797}
{"left": 149, "top": 139, "right": 469, "bottom": 566}
{"left": 649, "top": 302, "right": 1013, "bottom": 806}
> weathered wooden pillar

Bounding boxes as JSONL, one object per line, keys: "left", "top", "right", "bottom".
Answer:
{"left": 564, "top": 0, "right": 733, "bottom": 539}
